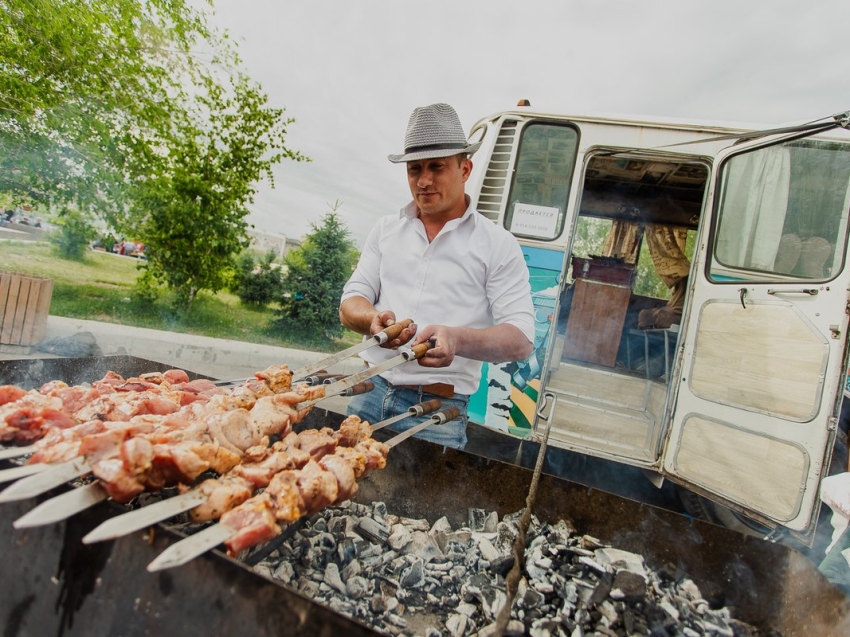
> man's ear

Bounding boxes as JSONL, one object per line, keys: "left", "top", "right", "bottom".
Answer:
{"left": 461, "top": 158, "right": 473, "bottom": 182}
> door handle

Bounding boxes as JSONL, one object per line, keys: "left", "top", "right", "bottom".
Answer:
{"left": 766, "top": 288, "right": 819, "bottom": 296}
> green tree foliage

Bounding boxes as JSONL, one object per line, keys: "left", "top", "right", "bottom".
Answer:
{"left": 273, "top": 208, "right": 359, "bottom": 344}
{"left": 48, "top": 208, "right": 97, "bottom": 260}
{"left": 130, "top": 72, "right": 305, "bottom": 309}
{"left": 0, "top": 0, "right": 202, "bottom": 210}
{"left": 232, "top": 250, "right": 284, "bottom": 307}
{"left": 1, "top": 0, "right": 307, "bottom": 309}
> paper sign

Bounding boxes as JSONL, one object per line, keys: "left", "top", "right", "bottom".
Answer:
{"left": 509, "top": 203, "right": 560, "bottom": 239}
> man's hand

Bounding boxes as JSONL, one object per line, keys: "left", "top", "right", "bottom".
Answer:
{"left": 371, "top": 311, "right": 417, "bottom": 349}
{"left": 340, "top": 297, "right": 416, "bottom": 347}
{"left": 413, "top": 325, "right": 458, "bottom": 367}
{"left": 412, "top": 322, "right": 533, "bottom": 366}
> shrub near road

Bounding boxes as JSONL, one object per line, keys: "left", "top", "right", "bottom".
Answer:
{"left": 0, "top": 241, "right": 356, "bottom": 352}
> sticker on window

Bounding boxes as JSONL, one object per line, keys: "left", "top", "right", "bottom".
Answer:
{"left": 510, "top": 203, "right": 560, "bottom": 239}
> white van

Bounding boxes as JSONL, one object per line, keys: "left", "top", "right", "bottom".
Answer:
{"left": 462, "top": 103, "right": 850, "bottom": 545}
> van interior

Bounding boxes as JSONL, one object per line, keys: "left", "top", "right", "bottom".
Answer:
{"left": 547, "top": 153, "right": 709, "bottom": 463}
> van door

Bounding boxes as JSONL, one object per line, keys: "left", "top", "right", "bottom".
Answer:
{"left": 663, "top": 130, "right": 850, "bottom": 532}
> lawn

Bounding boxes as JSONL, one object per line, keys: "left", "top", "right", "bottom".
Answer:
{"left": 0, "top": 240, "right": 357, "bottom": 352}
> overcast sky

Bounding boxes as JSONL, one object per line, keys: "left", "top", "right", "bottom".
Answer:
{"left": 203, "top": 0, "right": 848, "bottom": 248}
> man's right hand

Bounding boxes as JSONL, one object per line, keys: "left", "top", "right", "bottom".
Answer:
{"left": 372, "top": 311, "right": 417, "bottom": 348}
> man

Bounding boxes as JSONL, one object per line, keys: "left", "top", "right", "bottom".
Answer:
{"left": 339, "top": 103, "right": 535, "bottom": 449}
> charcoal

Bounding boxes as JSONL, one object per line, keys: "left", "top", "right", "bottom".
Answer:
{"left": 594, "top": 547, "right": 646, "bottom": 578}
{"left": 430, "top": 515, "right": 452, "bottom": 535}
{"left": 477, "top": 619, "right": 525, "bottom": 636}
{"left": 469, "top": 507, "right": 487, "bottom": 531}
{"left": 490, "top": 554, "right": 515, "bottom": 577}
{"left": 369, "top": 593, "right": 387, "bottom": 614}
{"left": 357, "top": 517, "right": 390, "bottom": 544}
{"left": 445, "top": 613, "right": 469, "bottom": 637}
{"left": 251, "top": 504, "right": 768, "bottom": 637}
{"left": 587, "top": 572, "right": 613, "bottom": 607}
{"left": 609, "top": 570, "right": 646, "bottom": 603}
{"left": 323, "top": 563, "right": 347, "bottom": 594}
{"left": 273, "top": 560, "right": 295, "bottom": 584}
{"left": 387, "top": 523, "right": 412, "bottom": 551}
{"left": 400, "top": 517, "right": 431, "bottom": 532}
{"left": 385, "top": 613, "right": 406, "bottom": 628}
{"left": 476, "top": 535, "right": 501, "bottom": 562}
{"left": 345, "top": 575, "right": 370, "bottom": 599}
{"left": 339, "top": 557, "right": 360, "bottom": 581}
{"left": 372, "top": 501, "right": 388, "bottom": 519}
{"left": 402, "top": 530, "right": 444, "bottom": 562}
{"left": 400, "top": 558, "right": 425, "bottom": 589}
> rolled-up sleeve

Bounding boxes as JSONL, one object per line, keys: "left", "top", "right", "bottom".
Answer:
{"left": 487, "top": 235, "right": 536, "bottom": 344}
{"left": 341, "top": 223, "right": 383, "bottom": 306}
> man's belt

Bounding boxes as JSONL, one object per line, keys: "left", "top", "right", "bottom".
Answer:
{"left": 395, "top": 382, "right": 455, "bottom": 399}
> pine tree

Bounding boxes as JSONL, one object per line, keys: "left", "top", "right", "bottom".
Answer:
{"left": 273, "top": 205, "right": 358, "bottom": 344}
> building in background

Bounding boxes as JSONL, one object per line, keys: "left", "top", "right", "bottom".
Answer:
{"left": 247, "top": 229, "right": 300, "bottom": 258}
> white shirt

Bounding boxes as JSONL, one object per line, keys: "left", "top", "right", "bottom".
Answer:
{"left": 341, "top": 201, "right": 535, "bottom": 395}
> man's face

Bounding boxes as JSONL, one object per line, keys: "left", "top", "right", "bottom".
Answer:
{"left": 406, "top": 154, "right": 472, "bottom": 218}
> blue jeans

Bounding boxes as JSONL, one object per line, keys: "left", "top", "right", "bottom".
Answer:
{"left": 346, "top": 375, "right": 469, "bottom": 449}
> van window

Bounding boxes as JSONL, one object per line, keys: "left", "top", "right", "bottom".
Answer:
{"left": 711, "top": 138, "right": 850, "bottom": 281}
{"left": 504, "top": 123, "right": 578, "bottom": 240}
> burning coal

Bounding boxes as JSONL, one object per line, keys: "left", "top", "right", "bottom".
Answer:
{"left": 247, "top": 501, "right": 773, "bottom": 637}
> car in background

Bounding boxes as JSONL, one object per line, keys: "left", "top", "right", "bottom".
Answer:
{"left": 114, "top": 240, "right": 146, "bottom": 258}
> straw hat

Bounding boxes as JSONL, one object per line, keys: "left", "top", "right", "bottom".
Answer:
{"left": 388, "top": 103, "right": 481, "bottom": 163}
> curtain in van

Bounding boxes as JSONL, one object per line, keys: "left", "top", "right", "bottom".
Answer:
{"left": 714, "top": 146, "right": 792, "bottom": 271}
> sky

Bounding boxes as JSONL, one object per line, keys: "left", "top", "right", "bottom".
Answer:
{"left": 202, "top": 0, "right": 849, "bottom": 248}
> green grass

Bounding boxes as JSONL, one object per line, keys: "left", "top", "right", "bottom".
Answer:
{"left": 0, "top": 240, "right": 358, "bottom": 352}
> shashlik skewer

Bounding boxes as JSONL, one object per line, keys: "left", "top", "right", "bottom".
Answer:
{"left": 0, "top": 335, "right": 427, "bottom": 459}
{"left": 18, "top": 419, "right": 368, "bottom": 531}
{"left": 146, "top": 407, "right": 460, "bottom": 572}
{"left": 0, "top": 381, "right": 331, "bottom": 502}
{"left": 0, "top": 462, "right": 47, "bottom": 483}
{"left": 80, "top": 401, "right": 442, "bottom": 542}
{"left": 15, "top": 482, "right": 108, "bottom": 528}
{"left": 317, "top": 342, "right": 429, "bottom": 401}
{"left": 0, "top": 363, "right": 297, "bottom": 456}
{"left": 0, "top": 334, "right": 423, "bottom": 461}
{"left": 215, "top": 319, "right": 414, "bottom": 387}
{"left": 0, "top": 378, "right": 374, "bottom": 470}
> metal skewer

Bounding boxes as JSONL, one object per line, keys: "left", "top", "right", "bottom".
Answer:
{"left": 146, "top": 407, "right": 460, "bottom": 572}
{"left": 14, "top": 482, "right": 108, "bottom": 528}
{"left": 215, "top": 319, "right": 413, "bottom": 386}
{"left": 0, "top": 462, "right": 47, "bottom": 483}
{"left": 297, "top": 342, "right": 430, "bottom": 406}
{"left": 0, "top": 379, "right": 379, "bottom": 504}
{"left": 0, "top": 444, "right": 37, "bottom": 461}
{"left": 0, "top": 456, "right": 92, "bottom": 503}
{"left": 81, "top": 400, "right": 443, "bottom": 544}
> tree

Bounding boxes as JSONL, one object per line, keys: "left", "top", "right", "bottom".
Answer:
{"left": 130, "top": 72, "right": 305, "bottom": 309}
{"left": 0, "top": 0, "right": 308, "bottom": 309}
{"left": 0, "top": 0, "right": 205, "bottom": 212}
{"left": 273, "top": 206, "right": 359, "bottom": 344}
{"left": 232, "top": 250, "right": 284, "bottom": 307}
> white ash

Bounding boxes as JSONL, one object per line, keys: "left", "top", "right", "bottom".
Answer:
{"left": 250, "top": 501, "right": 777, "bottom": 637}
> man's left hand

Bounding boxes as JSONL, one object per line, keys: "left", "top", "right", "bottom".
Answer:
{"left": 413, "top": 326, "right": 457, "bottom": 367}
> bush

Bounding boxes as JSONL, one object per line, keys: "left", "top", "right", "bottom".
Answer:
{"left": 49, "top": 209, "right": 97, "bottom": 260}
{"left": 231, "top": 250, "right": 284, "bottom": 307}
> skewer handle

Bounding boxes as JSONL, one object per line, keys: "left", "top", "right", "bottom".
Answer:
{"left": 433, "top": 407, "right": 460, "bottom": 424}
{"left": 406, "top": 341, "right": 432, "bottom": 360}
{"left": 410, "top": 399, "right": 442, "bottom": 416}
{"left": 340, "top": 381, "right": 374, "bottom": 397}
{"left": 377, "top": 318, "right": 413, "bottom": 343}
{"left": 301, "top": 370, "right": 329, "bottom": 385}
